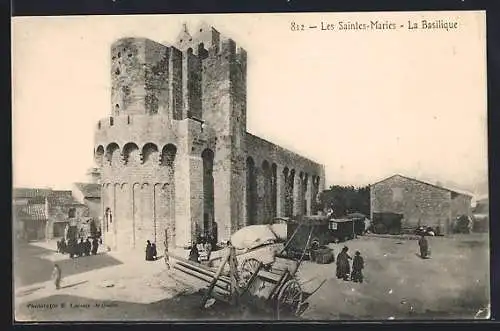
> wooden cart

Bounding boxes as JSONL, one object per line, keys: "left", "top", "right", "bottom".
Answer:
{"left": 238, "top": 216, "right": 332, "bottom": 317}
{"left": 172, "top": 217, "right": 331, "bottom": 318}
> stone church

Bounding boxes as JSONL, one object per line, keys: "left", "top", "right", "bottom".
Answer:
{"left": 93, "top": 23, "right": 325, "bottom": 251}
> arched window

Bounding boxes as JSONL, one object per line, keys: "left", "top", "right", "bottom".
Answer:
{"left": 105, "top": 207, "right": 112, "bottom": 232}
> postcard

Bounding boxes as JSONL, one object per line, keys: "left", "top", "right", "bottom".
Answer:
{"left": 12, "top": 11, "right": 489, "bottom": 321}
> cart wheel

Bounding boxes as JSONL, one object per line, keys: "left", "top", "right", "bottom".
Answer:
{"left": 277, "top": 279, "right": 303, "bottom": 317}
{"left": 310, "top": 239, "right": 320, "bottom": 250}
{"left": 239, "top": 258, "right": 260, "bottom": 287}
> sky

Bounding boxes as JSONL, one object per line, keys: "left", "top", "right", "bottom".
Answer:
{"left": 12, "top": 12, "right": 488, "bottom": 196}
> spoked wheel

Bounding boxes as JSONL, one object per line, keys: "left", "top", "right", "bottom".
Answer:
{"left": 276, "top": 279, "right": 303, "bottom": 317}
{"left": 239, "top": 258, "right": 260, "bottom": 288}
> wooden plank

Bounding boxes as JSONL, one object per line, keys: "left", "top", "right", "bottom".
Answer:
{"left": 200, "top": 248, "right": 231, "bottom": 309}
{"left": 257, "top": 270, "right": 283, "bottom": 283}
{"left": 177, "top": 260, "right": 231, "bottom": 285}
{"left": 228, "top": 245, "right": 239, "bottom": 305}
{"left": 173, "top": 264, "right": 229, "bottom": 292}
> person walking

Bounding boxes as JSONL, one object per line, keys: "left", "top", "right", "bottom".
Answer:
{"left": 418, "top": 234, "right": 429, "bottom": 259}
{"left": 351, "top": 251, "right": 364, "bottom": 283}
{"left": 52, "top": 264, "right": 62, "bottom": 290}
{"left": 336, "top": 246, "right": 352, "bottom": 281}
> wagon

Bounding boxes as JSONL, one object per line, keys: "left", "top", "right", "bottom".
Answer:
{"left": 238, "top": 215, "right": 334, "bottom": 317}
{"left": 329, "top": 214, "right": 369, "bottom": 241}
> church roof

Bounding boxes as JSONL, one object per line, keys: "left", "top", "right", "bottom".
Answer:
{"left": 47, "top": 190, "right": 79, "bottom": 205}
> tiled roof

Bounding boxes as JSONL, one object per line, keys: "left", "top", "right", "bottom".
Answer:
{"left": 47, "top": 190, "right": 80, "bottom": 205}
{"left": 13, "top": 188, "right": 52, "bottom": 199}
{"left": 74, "top": 182, "right": 101, "bottom": 199}
{"left": 14, "top": 204, "right": 47, "bottom": 221}
{"left": 27, "top": 196, "right": 46, "bottom": 204}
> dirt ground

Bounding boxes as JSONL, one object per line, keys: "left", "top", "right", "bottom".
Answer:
{"left": 14, "top": 233, "right": 490, "bottom": 321}
{"left": 297, "top": 233, "right": 490, "bottom": 320}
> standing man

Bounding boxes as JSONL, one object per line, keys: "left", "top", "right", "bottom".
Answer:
{"left": 52, "top": 264, "right": 62, "bottom": 290}
{"left": 351, "top": 251, "right": 364, "bottom": 283}
{"left": 91, "top": 237, "right": 99, "bottom": 255}
{"left": 418, "top": 234, "right": 429, "bottom": 259}
{"left": 145, "top": 240, "right": 153, "bottom": 261}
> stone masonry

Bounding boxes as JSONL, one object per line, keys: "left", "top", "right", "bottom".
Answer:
{"left": 94, "top": 23, "right": 325, "bottom": 252}
{"left": 370, "top": 174, "right": 472, "bottom": 234}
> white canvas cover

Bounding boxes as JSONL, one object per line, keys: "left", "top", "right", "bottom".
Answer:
{"left": 269, "top": 223, "right": 287, "bottom": 241}
{"left": 230, "top": 224, "right": 281, "bottom": 250}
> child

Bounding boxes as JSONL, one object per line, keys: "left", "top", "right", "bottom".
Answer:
{"left": 351, "top": 251, "right": 364, "bottom": 283}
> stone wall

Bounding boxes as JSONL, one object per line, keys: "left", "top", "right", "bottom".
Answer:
{"left": 450, "top": 193, "right": 473, "bottom": 220}
{"left": 370, "top": 175, "right": 467, "bottom": 233}
{"left": 245, "top": 133, "right": 324, "bottom": 223}
{"left": 47, "top": 204, "right": 88, "bottom": 239}
{"left": 94, "top": 24, "right": 326, "bottom": 251}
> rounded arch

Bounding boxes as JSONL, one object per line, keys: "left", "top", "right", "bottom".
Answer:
{"left": 122, "top": 142, "right": 140, "bottom": 165}
{"left": 202, "top": 148, "right": 215, "bottom": 240}
{"left": 271, "top": 163, "right": 278, "bottom": 218}
{"left": 283, "top": 166, "right": 289, "bottom": 177}
{"left": 95, "top": 145, "right": 105, "bottom": 166}
{"left": 142, "top": 143, "right": 159, "bottom": 164}
{"left": 247, "top": 156, "right": 255, "bottom": 168}
{"left": 105, "top": 143, "right": 120, "bottom": 165}
{"left": 246, "top": 156, "right": 257, "bottom": 225}
{"left": 262, "top": 160, "right": 270, "bottom": 171}
{"left": 161, "top": 144, "right": 177, "bottom": 167}
{"left": 201, "top": 148, "right": 215, "bottom": 161}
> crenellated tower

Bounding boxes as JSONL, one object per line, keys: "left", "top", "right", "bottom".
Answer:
{"left": 95, "top": 23, "right": 248, "bottom": 250}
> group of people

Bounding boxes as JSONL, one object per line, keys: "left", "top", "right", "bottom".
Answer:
{"left": 335, "top": 235, "right": 431, "bottom": 283}
{"left": 145, "top": 240, "right": 158, "bottom": 261}
{"left": 57, "top": 237, "right": 100, "bottom": 258}
{"left": 335, "top": 246, "right": 365, "bottom": 283}
{"left": 188, "top": 239, "right": 216, "bottom": 263}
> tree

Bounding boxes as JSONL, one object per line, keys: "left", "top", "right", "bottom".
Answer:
{"left": 318, "top": 185, "right": 370, "bottom": 218}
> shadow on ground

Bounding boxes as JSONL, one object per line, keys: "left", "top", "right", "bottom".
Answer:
{"left": 15, "top": 290, "right": 303, "bottom": 322}
{"left": 14, "top": 242, "right": 122, "bottom": 288}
